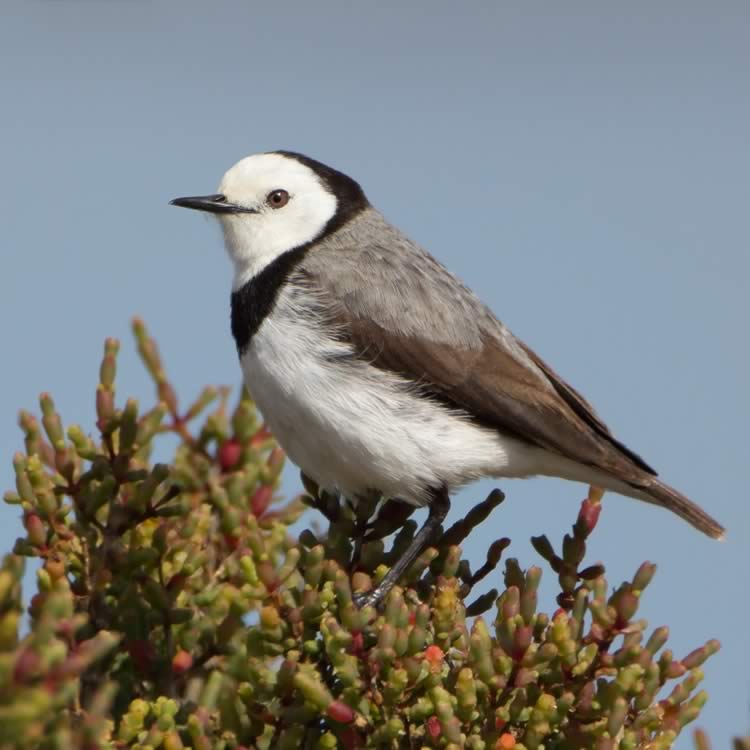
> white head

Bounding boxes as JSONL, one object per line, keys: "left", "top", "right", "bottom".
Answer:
{"left": 171, "top": 151, "right": 368, "bottom": 287}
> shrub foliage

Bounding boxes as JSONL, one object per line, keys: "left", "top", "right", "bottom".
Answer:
{"left": 0, "top": 321, "right": 722, "bottom": 749}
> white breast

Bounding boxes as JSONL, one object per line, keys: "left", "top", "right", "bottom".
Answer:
{"left": 238, "top": 289, "right": 542, "bottom": 505}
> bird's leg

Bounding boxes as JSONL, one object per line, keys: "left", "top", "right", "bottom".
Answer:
{"left": 350, "top": 513, "right": 367, "bottom": 570}
{"left": 352, "top": 486, "right": 451, "bottom": 609}
{"left": 350, "top": 492, "right": 382, "bottom": 570}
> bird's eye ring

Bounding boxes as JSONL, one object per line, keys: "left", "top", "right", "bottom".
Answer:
{"left": 267, "top": 189, "right": 290, "bottom": 209}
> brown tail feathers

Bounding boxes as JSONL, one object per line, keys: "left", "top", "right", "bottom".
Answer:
{"left": 636, "top": 478, "right": 725, "bottom": 540}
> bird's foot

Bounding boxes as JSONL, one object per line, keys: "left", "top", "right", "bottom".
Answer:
{"left": 351, "top": 588, "right": 383, "bottom": 611}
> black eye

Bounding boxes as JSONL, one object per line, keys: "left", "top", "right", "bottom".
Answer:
{"left": 266, "top": 189, "right": 290, "bottom": 209}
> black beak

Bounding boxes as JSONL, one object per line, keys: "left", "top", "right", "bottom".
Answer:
{"left": 169, "top": 194, "right": 257, "bottom": 215}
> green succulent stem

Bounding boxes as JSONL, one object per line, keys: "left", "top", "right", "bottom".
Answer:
{"left": 0, "top": 321, "right": 725, "bottom": 750}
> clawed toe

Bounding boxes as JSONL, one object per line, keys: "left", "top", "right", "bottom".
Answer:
{"left": 351, "top": 590, "right": 379, "bottom": 610}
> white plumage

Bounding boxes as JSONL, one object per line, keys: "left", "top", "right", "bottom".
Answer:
{"left": 241, "top": 282, "right": 535, "bottom": 505}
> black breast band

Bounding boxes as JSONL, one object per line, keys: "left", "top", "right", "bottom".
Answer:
{"left": 230, "top": 245, "right": 308, "bottom": 356}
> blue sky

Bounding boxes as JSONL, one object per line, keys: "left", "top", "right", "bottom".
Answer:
{"left": 1, "top": 2, "right": 748, "bottom": 745}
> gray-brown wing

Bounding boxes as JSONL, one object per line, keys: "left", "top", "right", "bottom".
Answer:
{"left": 296, "top": 213, "right": 655, "bottom": 481}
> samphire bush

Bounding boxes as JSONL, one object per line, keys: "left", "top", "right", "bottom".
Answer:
{"left": 0, "top": 320, "right": 730, "bottom": 749}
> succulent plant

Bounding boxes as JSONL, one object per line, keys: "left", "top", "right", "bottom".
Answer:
{"left": 0, "top": 320, "right": 728, "bottom": 748}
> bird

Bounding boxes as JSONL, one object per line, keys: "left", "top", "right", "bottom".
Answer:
{"left": 171, "top": 151, "right": 724, "bottom": 606}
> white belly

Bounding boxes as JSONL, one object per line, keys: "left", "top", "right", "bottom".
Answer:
{"left": 240, "top": 312, "right": 541, "bottom": 505}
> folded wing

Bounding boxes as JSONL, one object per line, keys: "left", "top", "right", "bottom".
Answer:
{"left": 295, "top": 219, "right": 655, "bottom": 486}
